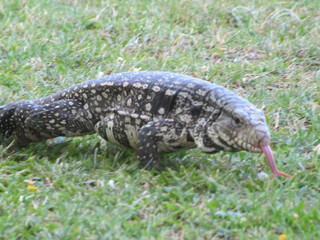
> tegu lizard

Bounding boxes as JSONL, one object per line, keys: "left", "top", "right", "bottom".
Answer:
{"left": 0, "top": 71, "right": 292, "bottom": 178}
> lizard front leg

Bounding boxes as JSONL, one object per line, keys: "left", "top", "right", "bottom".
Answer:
{"left": 137, "top": 119, "right": 194, "bottom": 170}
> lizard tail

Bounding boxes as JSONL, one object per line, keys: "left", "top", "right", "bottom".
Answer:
{"left": 0, "top": 103, "right": 17, "bottom": 138}
{"left": 2, "top": 99, "right": 97, "bottom": 143}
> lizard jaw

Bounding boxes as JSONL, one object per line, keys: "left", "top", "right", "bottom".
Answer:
{"left": 259, "top": 145, "right": 293, "bottom": 178}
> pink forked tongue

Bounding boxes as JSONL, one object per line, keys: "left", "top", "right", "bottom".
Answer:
{"left": 260, "top": 145, "right": 293, "bottom": 179}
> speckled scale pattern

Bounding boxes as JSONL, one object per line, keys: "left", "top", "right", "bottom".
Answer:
{"left": 0, "top": 71, "right": 270, "bottom": 170}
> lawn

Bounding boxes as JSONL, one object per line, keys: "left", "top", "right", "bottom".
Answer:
{"left": 0, "top": 0, "right": 320, "bottom": 239}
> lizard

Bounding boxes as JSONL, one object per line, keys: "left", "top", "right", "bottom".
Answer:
{"left": 0, "top": 71, "right": 292, "bottom": 178}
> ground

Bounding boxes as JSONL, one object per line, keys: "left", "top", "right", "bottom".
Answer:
{"left": 0, "top": 0, "right": 320, "bottom": 239}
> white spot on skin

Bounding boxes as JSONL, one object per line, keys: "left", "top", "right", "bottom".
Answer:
{"left": 181, "top": 114, "right": 192, "bottom": 123}
{"left": 123, "top": 82, "right": 129, "bottom": 87}
{"left": 165, "top": 89, "right": 176, "bottom": 96}
{"left": 152, "top": 85, "right": 161, "bottom": 92}
{"left": 91, "top": 83, "right": 96, "bottom": 87}
{"left": 69, "top": 102, "right": 74, "bottom": 106}
{"left": 192, "top": 100, "right": 203, "bottom": 106}
{"left": 175, "top": 107, "right": 183, "bottom": 114}
{"left": 160, "top": 126, "right": 168, "bottom": 132}
{"left": 133, "top": 83, "right": 142, "bottom": 88}
{"left": 196, "top": 89, "right": 207, "bottom": 96}
{"left": 102, "top": 92, "right": 108, "bottom": 98}
{"left": 101, "top": 81, "right": 114, "bottom": 86}
{"left": 158, "top": 108, "right": 165, "bottom": 114}
{"left": 145, "top": 103, "right": 152, "bottom": 111}
{"left": 179, "top": 92, "right": 189, "bottom": 98}
{"left": 84, "top": 104, "right": 89, "bottom": 109}
{"left": 83, "top": 93, "right": 88, "bottom": 99}
{"left": 124, "top": 116, "right": 130, "bottom": 123}
{"left": 117, "top": 110, "right": 127, "bottom": 116}
{"left": 49, "top": 119, "right": 55, "bottom": 124}
{"left": 140, "top": 115, "right": 150, "bottom": 120}
{"left": 91, "top": 89, "right": 97, "bottom": 94}
{"left": 127, "top": 98, "right": 132, "bottom": 107}
{"left": 204, "top": 106, "right": 214, "bottom": 112}
{"left": 97, "top": 95, "right": 102, "bottom": 101}
{"left": 117, "top": 95, "right": 122, "bottom": 101}
{"left": 96, "top": 107, "right": 102, "bottom": 113}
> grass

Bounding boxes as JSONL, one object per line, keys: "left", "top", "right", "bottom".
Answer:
{"left": 0, "top": 0, "right": 320, "bottom": 239}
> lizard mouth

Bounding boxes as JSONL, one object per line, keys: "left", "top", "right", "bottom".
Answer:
{"left": 247, "top": 144, "right": 263, "bottom": 153}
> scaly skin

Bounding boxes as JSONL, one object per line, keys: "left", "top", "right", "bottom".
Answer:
{"left": 0, "top": 71, "right": 292, "bottom": 177}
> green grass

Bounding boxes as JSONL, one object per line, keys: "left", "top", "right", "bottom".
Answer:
{"left": 1, "top": 0, "right": 320, "bottom": 239}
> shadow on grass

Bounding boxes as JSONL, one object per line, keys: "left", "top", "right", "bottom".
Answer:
{"left": 0, "top": 135, "right": 136, "bottom": 171}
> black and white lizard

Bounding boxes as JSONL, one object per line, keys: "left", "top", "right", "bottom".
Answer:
{"left": 0, "top": 71, "right": 292, "bottom": 178}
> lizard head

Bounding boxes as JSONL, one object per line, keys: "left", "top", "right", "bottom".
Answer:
{"left": 194, "top": 104, "right": 270, "bottom": 153}
{"left": 193, "top": 87, "right": 292, "bottom": 178}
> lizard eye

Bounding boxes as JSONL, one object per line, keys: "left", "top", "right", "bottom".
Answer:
{"left": 233, "top": 117, "right": 242, "bottom": 126}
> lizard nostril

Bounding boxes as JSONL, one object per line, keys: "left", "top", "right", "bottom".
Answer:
{"left": 258, "top": 135, "right": 270, "bottom": 146}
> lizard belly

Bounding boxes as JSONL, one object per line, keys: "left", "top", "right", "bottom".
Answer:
{"left": 94, "top": 111, "right": 147, "bottom": 150}
{"left": 124, "top": 123, "right": 140, "bottom": 149}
